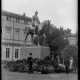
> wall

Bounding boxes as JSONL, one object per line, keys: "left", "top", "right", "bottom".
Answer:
{"left": 68, "top": 36, "right": 77, "bottom": 45}
{"left": 2, "top": 12, "right": 32, "bottom": 61}
{"left": 20, "top": 46, "right": 50, "bottom": 59}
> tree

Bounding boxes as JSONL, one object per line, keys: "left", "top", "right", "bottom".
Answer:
{"left": 64, "top": 28, "right": 71, "bottom": 35}
{"left": 61, "top": 45, "right": 78, "bottom": 63}
{"left": 33, "top": 24, "right": 70, "bottom": 62}
{"left": 44, "top": 26, "right": 69, "bottom": 52}
{"left": 33, "top": 24, "right": 69, "bottom": 53}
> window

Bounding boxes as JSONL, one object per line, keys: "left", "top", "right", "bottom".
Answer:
{"left": 23, "top": 30, "right": 26, "bottom": 40}
{"left": 6, "top": 48, "right": 10, "bottom": 58}
{"left": 7, "top": 16, "right": 11, "bottom": 21}
{"left": 24, "top": 20, "right": 27, "bottom": 24}
{"left": 15, "top": 30, "right": 19, "bottom": 40}
{"left": 16, "top": 18, "right": 19, "bottom": 23}
{"left": 6, "top": 28, "right": 11, "bottom": 39}
{"left": 15, "top": 49, "right": 19, "bottom": 58}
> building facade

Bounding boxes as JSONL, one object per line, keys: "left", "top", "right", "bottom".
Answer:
{"left": 64, "top": 33, "right": 77, "bottom": 46}
{"left": 1, "top": 10, "right": 32, "bottom": 61}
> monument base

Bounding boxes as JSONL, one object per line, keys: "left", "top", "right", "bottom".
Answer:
{"left": 20, "top": 45, "right": 50, "bottom": 59}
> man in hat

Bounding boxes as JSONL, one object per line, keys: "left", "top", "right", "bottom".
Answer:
{"left": 27, "top": 53, "right": 33, "bottom": 73}
{"left": 32, "top": 10, "right": 40, "bottom": 27}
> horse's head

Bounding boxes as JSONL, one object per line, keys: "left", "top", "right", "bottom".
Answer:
{"left": 44, "top": 20, "right": 51, "bottom": 26}
{"left": 38, "top": 20, "right": 51, "bottom": 31}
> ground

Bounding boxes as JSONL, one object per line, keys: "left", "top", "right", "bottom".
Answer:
{"left": 2, "top": 68, "right": 78, "bottom": 80}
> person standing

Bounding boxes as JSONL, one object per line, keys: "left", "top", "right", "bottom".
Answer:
{"left": 27, "top": 53, "right": 33, "bottom": 73}
{"left": 64, "top": 58, "right": 70, "bottom": 73}
{"left": 69, "top": 57, "right": 74, "bottom": 72}
{"left": 69, "top": 57, "right": 73, "bottom": 70}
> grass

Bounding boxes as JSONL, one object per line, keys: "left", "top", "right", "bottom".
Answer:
{"left": 2, "top": 67, "right": 78, "bottom": 80}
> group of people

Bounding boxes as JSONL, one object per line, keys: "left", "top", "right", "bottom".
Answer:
{"left": 64, "top": 57, "right": 77, "bottom": 73}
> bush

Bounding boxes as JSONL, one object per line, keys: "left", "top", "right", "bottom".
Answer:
{"left": 3, "top": 59, "right": 28, "bottom": 72}
{"left": 41, "top": 65, "right": 54, "bottom": 74}
{"left": 16, "top": 59, "right": 27, "bottom": 64}
{"left": 32, "top": 63, "right": 41, "bottom": 72}
{"left": 17, "top": 63, "right": 28, "bottom": 72}
{"left": 32, "top": 59, "right": 55, "bottom": 73}
{"left": 36, "top": 59, "right": 44, "bottom": 66}
{"left": 3, "top": 58, "right": 66, "bottom": 73}
{"left": 44, "top": 56, "right": 51, "bottom": 61}
{"left": 52, "top": 61, "right": 59, "bottom": 68}
{"left": 54, "top": 64, "right": 66, "bottom": 73}
{"left": 3, "top": 61, "right": 15, "bottom": 69}
{"left": 41, "top": 65, "right": 50, "bottom": 74}
{"left": 8, "top": 62, "right": 18, "bottom": 72}
{"left": 33, "top": 58, "right": 40, "bottom": 63}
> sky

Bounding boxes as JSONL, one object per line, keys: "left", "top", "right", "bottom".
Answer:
{"left": 2, "top": 0, "right": 77, "bottom": 33}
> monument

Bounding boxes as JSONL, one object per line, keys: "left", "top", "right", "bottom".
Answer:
{"left": 20, "top": 11, "right": 50, "bottom": 59}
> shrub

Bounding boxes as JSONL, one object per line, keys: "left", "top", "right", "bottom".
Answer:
{"left": 17, "top": 63, "right": 28, "bottom": 72}
{"left": 3, "top": 58, "right": 66, "bottom": 73}
{"left": 52, "top": 61, "right": 59, "bottom": 68}
{"left": 3, "top": 59, "right": 28, "bottom": 72}
{"left": 36, "top": 59, "right": 44, "bottom": 66}
{"left": 54, "top": 64, "right": 66, "bottom": 73}
{"left": 3, "top": 61, "right": 15, "bottom": 69}
{"left": 41, "top": 65, "right": 50, "bottom": 74}
{"left": 41, "top": 65, "right": 54, "bottom": 74}
{"left": 32, "top": 63, "right": 41, "bottom": 72}
{"left": 33, "top": 58, "right": 40, "bottom": 63}
{"left": 44, "top": 56, "right": 51, "bottom": 61}
{"left": 8, "top": 62, "right": 18, "bottom": 72}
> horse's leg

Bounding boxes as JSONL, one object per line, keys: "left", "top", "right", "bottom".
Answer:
{"left": 31, "top": 34, "right": 33, "bottom": 42}
{"left": 25, "top": 32, "right": 29, "bottom": 42}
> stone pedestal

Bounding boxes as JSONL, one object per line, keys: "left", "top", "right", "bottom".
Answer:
{"left": 20, "top": 45, "right": 50, "bottom": 59}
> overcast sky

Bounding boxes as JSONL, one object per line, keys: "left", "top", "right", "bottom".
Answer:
{"left": 2, "top": 0, "right": 77, "bottom": 33}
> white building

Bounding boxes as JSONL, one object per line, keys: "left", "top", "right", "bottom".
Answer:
{"left": 64, "top": 33, "right": 77, "bottom": 46}
{"left": 1, "top": 10, "right": 32, "bottom": 61}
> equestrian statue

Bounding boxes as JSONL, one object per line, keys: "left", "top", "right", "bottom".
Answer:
{"left": 24, "top": 11, "right": 51, "bottom": 45}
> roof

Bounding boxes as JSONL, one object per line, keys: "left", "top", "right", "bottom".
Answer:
{"left": 64, "top": 33, "right": 77, "bottom": 37}
{"left": 1, "top": 10, "right": 32, "bottom": 21}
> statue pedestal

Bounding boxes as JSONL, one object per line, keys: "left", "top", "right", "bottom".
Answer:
{"left": 20, "top": 45, "right": 50, "bottom": 59}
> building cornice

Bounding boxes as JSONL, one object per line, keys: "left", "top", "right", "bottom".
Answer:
{"left": 1, "top": 10, "right": 32, "bottom": 21}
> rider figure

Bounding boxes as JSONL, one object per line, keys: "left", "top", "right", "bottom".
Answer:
{"left": 32, "top": 11, "right": 40, "bottom": 27}
{"left": 32, "top": 11, "right": 40, "bottom": 45}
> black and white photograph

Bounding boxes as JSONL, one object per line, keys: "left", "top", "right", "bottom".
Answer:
{"left": 2, "top": 0, "right": 78, "bottom": 80}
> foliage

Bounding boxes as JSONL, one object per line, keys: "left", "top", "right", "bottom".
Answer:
{"left": 61, "top": 45, "right": 78, "bottom": 66}
{"left": 3, "top": 59, "right": 28, "bottom": 72}
{"left": 33, "top": 24, "right": 69, "bottom": 53}
{"left": 44, "top": 56, "right": 51, "bottom": 61}
{"left": 64, "top": 28, "right": 71, "bottom": 35}
{"left": 3, "top": 58, "right": 67, "bottom": 73}
{"left": 41, "top": 65, "right": 54, "bottom": 74}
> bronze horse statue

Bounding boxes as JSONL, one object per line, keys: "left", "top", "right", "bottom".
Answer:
{"left": 25, "top": 20, "right": 51, "bottom": 44}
